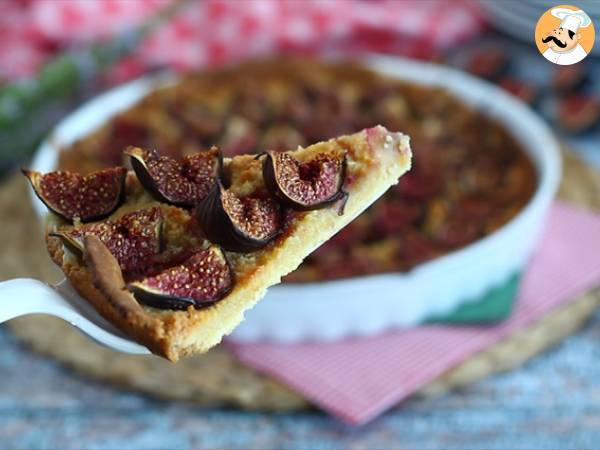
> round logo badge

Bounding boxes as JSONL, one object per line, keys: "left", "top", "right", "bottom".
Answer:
{"left": 535, "top": 4, "right": 595, "bottom": 65}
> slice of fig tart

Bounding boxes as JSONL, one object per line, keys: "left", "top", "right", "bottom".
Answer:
{"left": 30, "top": 125, "right": 411, "bottom": 361}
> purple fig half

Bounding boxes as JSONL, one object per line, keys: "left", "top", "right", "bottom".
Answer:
{"left": 125, "top": 146, "right": 222, "bottom": 207}
{"left": 262, "top": 150, "right": 347, "bottom": 212}
{"left": 129, "top": 245, "right": 233, "bottom": 310}
{"left": 196, "top": 180, "right": 282, "bottom": 253}
{"left": 23, "top": 167, "right": 127, "bottom": 223}
{"left": 50, "top": 207, "right": 163, "bottom": 274}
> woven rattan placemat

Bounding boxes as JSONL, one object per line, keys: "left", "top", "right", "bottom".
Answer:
{"left": 2, "top": 150, "right": 599, "bottom": 411}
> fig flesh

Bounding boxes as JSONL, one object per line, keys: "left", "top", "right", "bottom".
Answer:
{"left": 557, "top": 95, "right": 600, "bottom": 135}
{"left": 129, "top": 246, "right": 233, "bottom": 310}
{"left": 51, "top": 207, "right": 163, "bottom": 274}
{"left": 197, "top": 181, "right": 282, "bottom": 252}
{"left": 125, "top": 146, "right": 222, "bottom": 207}
{"left": 23, "top": 167, "right": 127, "bottom": 222}
{"left": 262, "top": 150, "right": 347, "bottom": 211}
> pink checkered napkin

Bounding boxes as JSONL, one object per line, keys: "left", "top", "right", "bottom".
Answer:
{"left": 0, "top": 0, "right": 484, "bottom": 80}
{"left": 229, "top": 201, "right": 600, "bottom": 425}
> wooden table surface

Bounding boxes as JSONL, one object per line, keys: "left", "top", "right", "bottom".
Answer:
{"left": 0, "top": 308, "right": 598, "bottom": 450}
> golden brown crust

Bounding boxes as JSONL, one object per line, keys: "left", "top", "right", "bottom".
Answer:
{"left": 82, "top": 235, "right": 174, "bottom": 357}
{"left": 47, "top": 232, "right": 174, "bottom": 358}
{"left": 46, "top": 127, "right": 411, "bottom": 361}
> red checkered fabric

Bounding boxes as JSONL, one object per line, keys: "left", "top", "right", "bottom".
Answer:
{"left": 0, "top": 0, "right": 484, "bottom": 81}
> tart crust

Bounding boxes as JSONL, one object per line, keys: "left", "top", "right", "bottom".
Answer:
{"left": 45, "top": 126, "right": 411, "bottom": 361}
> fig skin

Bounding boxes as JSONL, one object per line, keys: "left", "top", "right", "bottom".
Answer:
{"left": 196, "top": 180, "right": 282, "bottom": 253}
{"left": 129, "top": 245, "right": 233, "bottom": 310}
{"left": 22, "top": 167, "right": 127, "bottom": 223}
{"left": 50, "top": 207, "right": 164, "bottom": 274}
{"left": 125, "top": 146, "right": 223, "bottom": 207}
{"left": 262, "top": 150, "right": 348, "bottom": 212}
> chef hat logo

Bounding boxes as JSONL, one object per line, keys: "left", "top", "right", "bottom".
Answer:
{"left": 535, "top": 4, "right": 595, "bottom": 65}
{"left": 551, "top": 7, "right": 592, "bottom": 33}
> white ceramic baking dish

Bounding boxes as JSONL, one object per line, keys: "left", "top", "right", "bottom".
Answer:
{"left": 30, "top": 55, "right": 561, "bottom": 343}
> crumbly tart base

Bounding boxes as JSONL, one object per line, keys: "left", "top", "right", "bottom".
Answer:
{"left": 45, "top": 126, "right": 411, "bottom": 361}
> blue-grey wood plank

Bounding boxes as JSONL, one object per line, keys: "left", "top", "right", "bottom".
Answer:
{"left": 0, "top": 309, "right": 598, "bottom": 450}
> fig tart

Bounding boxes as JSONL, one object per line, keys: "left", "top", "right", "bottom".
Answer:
{"left": 25, "top": 126, "right": 411, "bottom": 361}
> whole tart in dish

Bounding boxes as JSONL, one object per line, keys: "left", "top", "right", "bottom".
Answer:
{"left": 27, "top": 126, "right": 411, "bottom": 361}
{"left": 57, "top": 58, "right": 537, "bottom": 282}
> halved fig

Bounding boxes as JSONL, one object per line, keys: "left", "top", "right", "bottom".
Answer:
{"left": 50, "top": 207, "right": 163, "bottom": 274}
{"left": 129, "top": 246, "right": 233, "bottom": 310}
{"left": 553, "top": 65, "right": 590, "bottom": 93}
{"left": 262, "top": 150, "right": 347, "bottom": 211}
{"left": 465, "top": 47, "right": 509, "bottom": 81}
{"left": 22, "top": 167, "right": 127, "bottom": 222}
{"left": 557, "top": 95, "right": 600, "bottom": 135}
{"left": 125, "top": 146, "right": 222, "bottom": 207}
{"left": 498, "top": 77, "right": 539, "bottom": 106}
{"left": 196, "top": 181, "right": 282, "bottom": 252}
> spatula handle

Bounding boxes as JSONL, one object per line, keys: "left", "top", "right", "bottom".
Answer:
{"left": 0, "top": 278, "right": 73, "bottom": 323}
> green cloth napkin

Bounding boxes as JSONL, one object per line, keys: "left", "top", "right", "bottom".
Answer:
{"left": 425, "top": 273, "right": 521, "bottom": 324}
